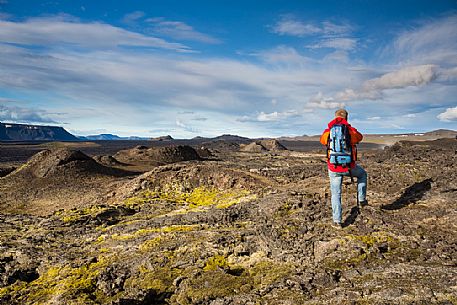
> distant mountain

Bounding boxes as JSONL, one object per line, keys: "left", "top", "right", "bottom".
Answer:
{"left": 279, "top": 129, "right": 457, "bottom": 142}
{"left": 151, "top": 135, "right": 174, "bottom": 141}
{"left": 190, "top": 134, "right": 251, "bottom": 143}
{"left": 81, "top": 134, "right": 122, "bottom": 140}
{"left": 214, "top": 134, "right": 251, "bottom": 141}
{"left": 79, "top": 134, "right": 150, "bottom": 140}
{"left": 423, "top": 129, "right": 457, "bottom": 137}
{"left": 0, "top": 122, "right": 78, "bottom": 141}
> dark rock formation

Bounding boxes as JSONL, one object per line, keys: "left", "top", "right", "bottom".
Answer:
{"left": 151, "top": 135, "right": 174, "bottom": 141}
{"left": 240, "top": 139, "right": 287, "bottom": 152}
{"left": 114, "top": 145, "right": 201, "bottom": 166}
{"left": 0, "top": 122, "right": 78, "bottom": 141}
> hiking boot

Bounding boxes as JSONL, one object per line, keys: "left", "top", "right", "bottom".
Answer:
{"left": 331, "top": 222, "right": 343, "bottom": 229}
{"left": 358, "top": 200, "right": 369, "bottom": 208}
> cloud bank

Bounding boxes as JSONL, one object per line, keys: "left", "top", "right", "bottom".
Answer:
{"left": 0, "top": 12, "right": 455, "bottom": 136}
{"left": 437, "top": 107, "right": 457, "bottom": 122}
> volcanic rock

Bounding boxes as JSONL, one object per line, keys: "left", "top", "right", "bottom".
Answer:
{"left": 199, "top": 140, "right": 240, "bottom": 152}
{"left": 93, "top": 155, "right": 125, "bottom": 167}
{"left": 240, "top": 142, "right": 267, "bottom": 152}
{"left": 114, "top": 145, "right": 201, "bottom": 166}
{"left": 151, "top": 135, "right": 174, "bottom": 141}
{"left": 10, "top": 148, "right": 116, "bottom": 178}
{"left": 194, "top": 146, "right": 214, "bottom": 158}
{"left": 1, "top": 135, "right": 457, "bottom": 304}
{"left": 240, "top": 139, "right": 287, "bottom": 152}
{"left": 259, "top": 139, "right": 287, "bottom": 151}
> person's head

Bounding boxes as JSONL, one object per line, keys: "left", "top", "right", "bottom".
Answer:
{"left": 335, "top": 109, "right": 348, "bottom": 120}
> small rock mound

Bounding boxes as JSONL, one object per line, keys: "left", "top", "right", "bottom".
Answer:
{"left": 240, "top": 139, "right": 287, "bottom": 153}
{"left": 11, "top": 149, "right": 118, "bottom": 178}
{"left": 259, "top": 139, "right": 287, "bottom": 151}
{"left": 151, "top": 135, "right": 173, "bottom": 141}
{"left": 114, "top": 145, "right": 201, "bottom": 165}
{"left": 240, "top": 142, "right": 267, "bottom": 153}
{"left": 199, "top": 140, "right": 240, "bottom": 152}
{"left": 194, "top": 146, "right": 214, "bottom": 158}
{"left": 93, "top": 155, "right": 125, "bottom": 167}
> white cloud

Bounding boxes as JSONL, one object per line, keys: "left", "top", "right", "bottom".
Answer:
{"left": 175, "top": 119, "right": 199, "bottom": 133}
{"left": 308, "top": 92, "right": 345, "bottom": 109}
{"left": 0, "top": 104, "right": 58, "bottom": 124}
{"left": 392, "top": 14, "right": 457, "bottom": 66}
{"left": 257, "top": 110, "right": 299, "bottom": 122}
{"left": 271, "top": 16, "right": 352, "bottom": 37}
{"left": 437, "top": 106, "right": 457, "bottom": 122}
{"left": 322, "top": 50, "right": 350, "bottom": 63}
{"left": 362, "top": 64, "right": 437, "bottom": 91}
{"left": 439, "top": 66, "right": 457, "bottom": 82}
{"left": 335, "top": 88, "right": 381, "bottom": 101}
{"left": 236, "top": 110, "right": 301, "bottom": 123}
{"left": 335, "top": 65, "right": 439, "bottom": 102}
{"left": 191, "top": 116, "right": 208, "bottom": 121}
{"left": 147, "top": 17, "right": 220, "bottom": 44}
{"left": 0, "top": 17, "right": 191, "bottom": 52}
{"left": 175, "top": 119, "right": 186, "bottom": 128}
{"left": 122, "top": 11, "right": 145, "bottom": 25}
{"left": 256, "top": 46, "right": 312, "bottom": 65}
{"left": 307, "top": 38, "right": 357, "bottom": 50}
{"left": 367, "top": 116, "right": 381, "bottom": 120}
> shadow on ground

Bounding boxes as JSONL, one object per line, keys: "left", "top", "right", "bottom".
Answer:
{"left": 381, "top": 178, "right": 432, "bottom": 210}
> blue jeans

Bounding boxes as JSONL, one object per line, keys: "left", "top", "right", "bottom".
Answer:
{"left": 328, "top": 165, "right": 367, "bottom": 223}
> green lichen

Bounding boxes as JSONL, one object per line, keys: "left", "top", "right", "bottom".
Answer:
{"left": 125, "top": 186, "right": 255, "bottom": 211}
{"left": 139, "top": 236, "right": 163, "bottom": 252}
{"left": 324, "top": 232, "right": 399, "bottom": 270}
{"left": 172, "top": 259, "right": 294, "bottom": 305}
{"left": 172, "top": 270, "right": 247, "bottom": 305}
{"left": 346, "top": 231, "right": 396, "bottom": 248}
{"left": 248, "top": 260, "right": 294, "bottom": 287}
{"left": 111, "top": 224, "right": 200, "bottom": 241}
{"left": 203, "top": 255, "right": 230, "bottom": 271}
{"left": 1, "top": 256, "right": 110, "bottom": 305}
{"left": 59, "top": 205, "right": 108, "bottom": 223}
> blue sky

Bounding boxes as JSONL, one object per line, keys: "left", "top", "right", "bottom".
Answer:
{"left": 0, "top": 0, "right": 456, "bottom": 137}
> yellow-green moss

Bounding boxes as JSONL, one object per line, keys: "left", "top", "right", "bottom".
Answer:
{"left": 172, "top": 270, "right": 247, "bottom": 305}
{"left": 324, "top": 232, "right": 399, "bottom": 270}
{"left": 111, "top": 224, "right": 200, "bottom": 241}
{"left": 60, "top": 205, "right": 108, "bottom": 223}
{"left": 172, "top": 259, "right": 294, "bottom": 305}
{"left": 346, "top": 231, "right": 396, "bottom": 248}
{"left": 248, "top": 260, "right": 294, "bottom": 287}
{"left": 124, "top": 263, "right": 185, "bottom": 299}
{"left": 1, "top": 256, "right": 111, "bottom": 304}
{"left": 139, "top": 236, "right": 163, "bottom": 252}
{"left": 203, "top": 255, "right": 229, "bottom": 271}
{"left": 124, "top": 186, "right": 254, "bottom": 211}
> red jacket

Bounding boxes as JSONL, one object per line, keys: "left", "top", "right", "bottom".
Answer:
{"left": 320, "top": 117, "right": 363, "bottom": 173}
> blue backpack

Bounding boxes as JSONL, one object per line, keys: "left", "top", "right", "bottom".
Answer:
{"left": 328, "top": 124, "right": 352, "bottom": 167}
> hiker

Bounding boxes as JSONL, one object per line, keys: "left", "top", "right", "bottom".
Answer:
{"left": 320, "top": 109, "right": 367, "bottom": 228}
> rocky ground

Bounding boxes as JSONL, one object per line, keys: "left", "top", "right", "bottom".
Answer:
{"left": 0, "top": 139, "right": 456, "bottom": 304}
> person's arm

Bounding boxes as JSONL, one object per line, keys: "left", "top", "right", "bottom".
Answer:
{"left": 320, "top": 129, "right": 330, "bottom": 145}
{"left": 349, "top": 127, "right": 363, "bottom": 144}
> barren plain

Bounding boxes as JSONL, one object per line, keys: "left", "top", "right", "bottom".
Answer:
{"left": 0, "top": 137, "right": 456, "bottom": 304}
